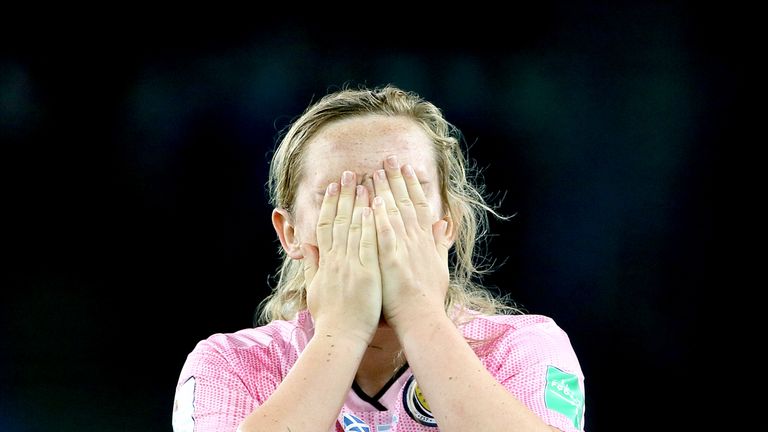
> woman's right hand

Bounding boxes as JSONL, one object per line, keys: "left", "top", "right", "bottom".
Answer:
{"left": 301, "top": 170, "right": 382, "bottom": 345}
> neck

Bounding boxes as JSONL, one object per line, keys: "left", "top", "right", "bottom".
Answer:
{"left": 355, "top": 324, "right": 405, "bottom": 396}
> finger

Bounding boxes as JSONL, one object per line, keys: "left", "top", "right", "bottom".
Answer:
{"left": 361, "top": 173, "right": 374, "bottom": 198}
{"left": 432, "top": 219, "right": 451, "bottom": 264}
{"left": 382, "top": 155, "right": 419, "bottom": 231}
{"left": 355, "top": 183, "right": 371, "bottom": 209}
{"left": 346, "top": 185, "right": 368, "bottom": 256}
{"left": 360, "top": 205, "right": 378, "bottom": 266}
{"left": 316, "top": 182, "right": 339, "bottom": 253}
{"left": 402, "top": 163, "right": 433, "bottom": 230}
{"left": 332, "top": 171, "right": 356, "bottom": 251}
{"left": 372, "top": 168, "right": 406, "bottom": 236}
{"left": 301, "top": 242, "right": 319, "bottom": 286}
{"left": 372, "top": 195, "right": 396, "bottom": 255}
{"left": 359, "top": 174, "right": 378, "bottom": 264}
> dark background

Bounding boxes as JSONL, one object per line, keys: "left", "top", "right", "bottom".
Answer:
{"left": 1, "top": 3, "right": 745, "bottom": 431}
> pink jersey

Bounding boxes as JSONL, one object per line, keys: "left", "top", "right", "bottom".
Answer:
{"left": 172, "top": 309, "right": 586, "bottom": 432}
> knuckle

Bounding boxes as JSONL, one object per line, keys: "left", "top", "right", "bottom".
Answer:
{"left": 397, "top": 197, "right": 413, "bottom": 207}
{"left": 360, "top": 239, "right": 377, "bottom": 249}
{"left": 377, "top": 225, "right": 394, "bottom": 235}
{"left": 334, "top": 214, "right": 350, "bottom": 225}
{"left": 414, "top": 201, "right": 431, "bottom": 210}
{"left": 316, "top": 220, "right": 333, "bottom": 230}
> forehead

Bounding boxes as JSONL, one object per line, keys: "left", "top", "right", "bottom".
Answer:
{"left": 302, "top": 115, "right": 436, "bottom": 184}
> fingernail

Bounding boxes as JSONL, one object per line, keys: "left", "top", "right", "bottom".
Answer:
{"left": 404, "top": 164, "right": 415, "bottom": 177}
{"left": 342, "top": 171, "right": 354, "bottom": 186}
{"left": 386, "top": 155, "right": 398, "bottom": 169}
{"left": 363, "top": 207, "right": 371, "bottom": 216}
{"left": 356, "top": 185, "right": 365, "bottom": 197}
{"left": 327, "top": 182, "right": 339, "bottom": 195}
{"left": 376, "top": 169, "right": 386, "bottom": 181}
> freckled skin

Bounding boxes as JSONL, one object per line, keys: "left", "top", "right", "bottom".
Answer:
{"left": 240, "top": 111, "right": 563, "bottom": 432}
{"left": 292, "top": 114, "right": 442, "bottom": 247}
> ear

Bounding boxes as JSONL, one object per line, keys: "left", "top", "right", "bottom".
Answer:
{"left": 432, "top": 214, "right": 457, "bottom": 264}
{"left": 443, "top": 214, "right": 456, "bottom": 247}
{"left": 272, "top": 208, "right": 303, "bottom": 260}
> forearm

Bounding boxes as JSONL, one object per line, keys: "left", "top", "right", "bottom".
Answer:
{"left": 396, "top": 312, "right": 553, "bottom": 432}
{"left": 238, "top": 331, "right": 367, "bottom": 432}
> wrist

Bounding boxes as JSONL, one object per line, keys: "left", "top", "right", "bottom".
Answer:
{"left": 387, "top": 306, "right": 450, "bottom": 338}
{"left": 312, "top": 323, "right": 375, "bottom": 352}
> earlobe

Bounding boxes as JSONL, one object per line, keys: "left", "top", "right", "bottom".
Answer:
{"left": 271, "top": 208, "right": 304, "bottom": 259}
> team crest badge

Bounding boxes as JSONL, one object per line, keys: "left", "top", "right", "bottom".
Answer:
{"left": 402, "top": 375, "right": 437, "bottom": 427}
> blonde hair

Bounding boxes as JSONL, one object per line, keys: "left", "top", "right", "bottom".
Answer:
{"left": 257, "top": 84, "right": 520, "bottom": 326}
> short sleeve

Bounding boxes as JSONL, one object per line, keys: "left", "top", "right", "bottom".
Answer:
{"left": 485, "top": 317, "right": 586, "bottom": 432}
{"left": 171, "top": 336, "right": 284, "bottom": 432}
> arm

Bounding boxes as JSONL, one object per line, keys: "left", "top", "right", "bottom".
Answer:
{"left": 394, "top": 311, "right": 559, "bottom": 432}
{"left": 371, "top": 155, "right": 562, "bottom": 431}
{"left": 240, "top": 172, "right": 381, "bottom": 432}
{"left": 237, "top": 331, "right": 368, "bottom": 432}
{"left": 173, "top": 335, "right": 367, "bottom": 432}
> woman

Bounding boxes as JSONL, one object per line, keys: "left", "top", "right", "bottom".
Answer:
{"left": 172, "top": 84, "right": 586, "bottom": 432}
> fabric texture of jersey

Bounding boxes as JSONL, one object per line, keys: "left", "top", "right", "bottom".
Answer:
{"left": 172, "top": 309, "right": 586, "bottom": 432}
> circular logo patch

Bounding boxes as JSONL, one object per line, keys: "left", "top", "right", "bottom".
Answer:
{"left": 402, "top": 375, "right": 437, "bottom": 427}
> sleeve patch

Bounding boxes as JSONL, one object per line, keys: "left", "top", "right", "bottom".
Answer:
{"left": 544, "top": 366, "right": 584, "bottom": 429}
{"left": 172, "top": 377, "right": 196, "bottom": 432}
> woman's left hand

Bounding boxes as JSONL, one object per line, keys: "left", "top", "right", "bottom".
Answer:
{"left": 372, "top": 155, "right": 452, "bottom": 332}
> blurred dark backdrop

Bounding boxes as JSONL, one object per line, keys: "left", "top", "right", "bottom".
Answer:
{"left": 1, "top": 3, "right": 744, "bottom": 431}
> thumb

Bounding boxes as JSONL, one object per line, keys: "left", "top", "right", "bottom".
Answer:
{"left": 300, "top": 243, "right": 319, "bottom": 286}
{"left": 432, "top": 219, "right": 451, "bottom": 263}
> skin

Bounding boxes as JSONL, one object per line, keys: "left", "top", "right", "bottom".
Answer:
{"left": 239, "top": 115, "right": 558, "bottom": 432}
